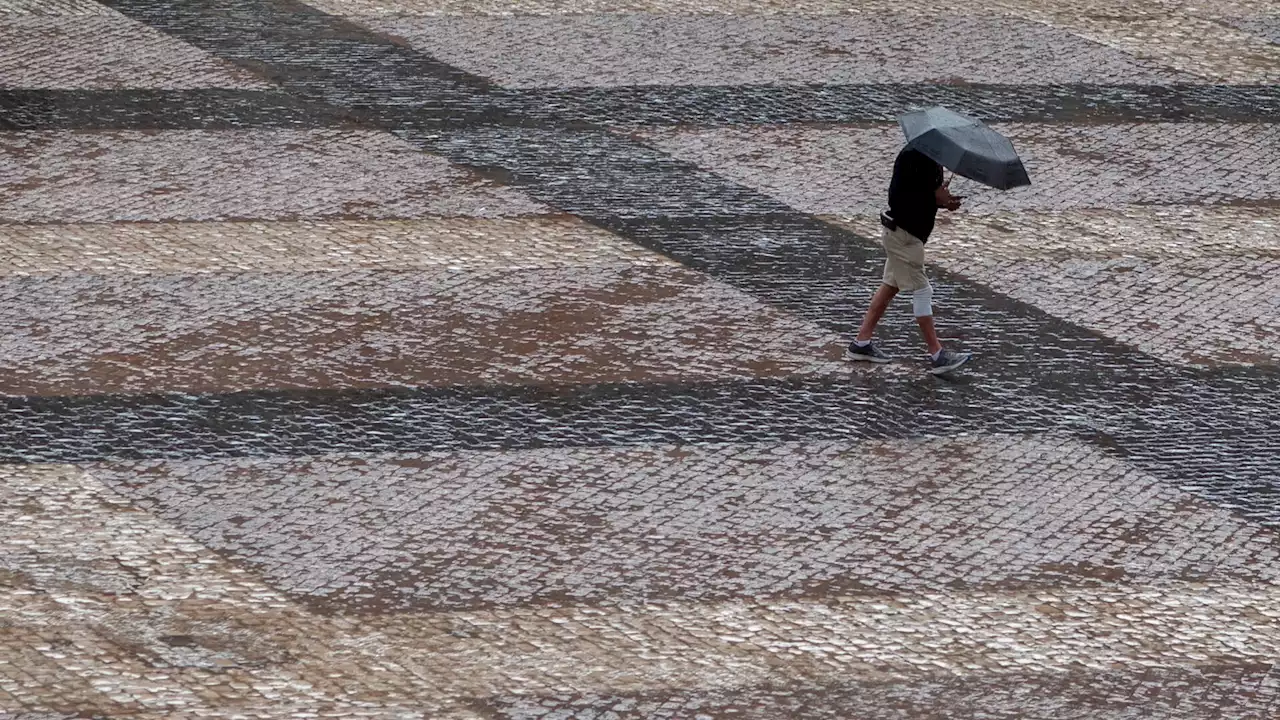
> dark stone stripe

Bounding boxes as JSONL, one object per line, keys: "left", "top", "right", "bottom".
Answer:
{"left": 498, "top": 83, "right": 1280, "bottom": 127}
{"left": 1084, "top": 366, "right": 1280, "bottom": 526}
{"left": 0, "top": 376, "right": 1050, "bottom": 464}
{"left": 94, "top": 0, "right": 510, "bottom": 127}
{"left": 4, "top": 367, "right": 1277, "bottom": 524}
{"left": 4, "top": 83, "right": 1279, "bottom": 132}
{"left": 0, "top": 89, "right": 356, "bottom": 130}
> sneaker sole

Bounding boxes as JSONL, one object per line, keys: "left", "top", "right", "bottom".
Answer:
{"left": 844, "top": 350, "right": 891, "bottom": 364}
{"left": 929, "top": 354, "right": 972, "bottom": 375}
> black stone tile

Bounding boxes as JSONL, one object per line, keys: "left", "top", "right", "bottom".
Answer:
{"left": 501, "top": 83, "right": 1280, "bottom": 128}
{"left": 0, "top": 89, "right": 356, "bottom": 130}
{"left": 413, "top": 126, "right": 796, "bottom": 220}
{"left": 0, "top": 376, "right": 1052, "bottom": 464}
{"left": 6, "top": 83, "right": 1279, "bottom": 133}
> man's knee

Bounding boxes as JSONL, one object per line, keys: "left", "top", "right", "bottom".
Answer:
{"left": 911, "top": 283, "right": 933, "bottom": 317}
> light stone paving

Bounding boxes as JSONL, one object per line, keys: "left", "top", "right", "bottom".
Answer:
{"left": 0, "top": 462, "right": 469, "bottom": 718}
{"left": 0, "top": 130, "right": 549, "bottom": 223}
{"left": 485, "top": 671, "right": 1280, "bottom": 720}
{"left": 305, "top": 0, "right": 990, "bottom": 17}
{"left": 641, "top": 123, "right": 1280, "bottom": 216}
{"left": 4, "top": 452, "right": 1280, "bottom": 716}
{"left": 0, "top": 0, "right": 112, "bottom": 12}
{"left": 0, "top": 264, "right": 860, "bottom": 396}
{"left": 87, "top": 436, "right": 1280, "bottom": 612}
{"left": 314, "top": 1, "right": 1280, "bottom": 84}
{"left": 826, "top": 208, "right": 1280, "bottom": 367}
{"left": 0, "top": 218, "right": 676, "bottom": 276}
{"left": 364, "top": 13, "right": 1192, "bottom": 88}
{"left": 0, "top": 12, "right": 272, "bottom": 89}
{"left": 986, "top": 0, "right": 1280, "bottom": 83}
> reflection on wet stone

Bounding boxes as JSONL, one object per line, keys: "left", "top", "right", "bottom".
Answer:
{"left": 364, "top": 14, "right": 1193, "bottom": 87}
{"left": 0, "top": 267, "right": 848, "bottom": 395}
{"left": 3, "top": 0, "right": 1280, "bottom": 717}
{"left": 87, "top": 436, "right": 1280, "bottom": 612}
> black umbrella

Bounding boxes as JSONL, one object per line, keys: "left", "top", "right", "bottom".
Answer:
{"left": 898, "top": 106, "right": 1031, "bottom": 190}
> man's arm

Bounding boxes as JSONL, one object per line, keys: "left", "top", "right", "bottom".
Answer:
{"left": 934, "top": 174, "right": 963, "bottom": 212}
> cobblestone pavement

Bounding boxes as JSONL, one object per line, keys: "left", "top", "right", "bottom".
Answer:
{"left": 2, "top": 0, "right": 1279, "bottom": 718}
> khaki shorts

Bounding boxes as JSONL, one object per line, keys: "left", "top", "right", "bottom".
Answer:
{"left": 881, "top": 226, "right": 929, "bottom": 291}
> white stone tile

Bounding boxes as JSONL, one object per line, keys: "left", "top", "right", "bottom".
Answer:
{"left": 0, "top": 130, "right": 548, "bottom": 223}
{"left": 361, "top": 13, "right": 1190, "bottom": 88}
{"left": 0, "top": 13, "right": 271, "bottom": 88}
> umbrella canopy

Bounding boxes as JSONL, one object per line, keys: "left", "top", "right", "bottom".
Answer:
{"left": 898, "top": 107, "right": 1030, "bottom": 190}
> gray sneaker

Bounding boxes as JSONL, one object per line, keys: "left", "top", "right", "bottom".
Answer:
{"left": 930, "top": 349, "right": 973, "bottom": 375}
{"left": 845, "top": 341, "right": 891, "bottom": 363}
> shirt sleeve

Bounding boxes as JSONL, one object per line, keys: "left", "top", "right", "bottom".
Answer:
{"left": 907, "top": 152, "right": 940, "bottom": 205}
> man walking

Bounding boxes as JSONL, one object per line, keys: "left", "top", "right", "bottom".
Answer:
{"left": 845, "top": 145, "right": 972, "bottom": 375}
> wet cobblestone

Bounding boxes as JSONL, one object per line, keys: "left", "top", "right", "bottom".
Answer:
{"left": 0, "top": 129, "right": 547, "bottom": 222}
{"left": 996, "top": 0, "right": 1280, "bottom": 83}
{"left": 365, "top": 14, "right": 1192, "bottom": 88}
{"left": 0, "top": 265, "right": 852, "bottom": 395}
{"left": 0, "top": 375, "right": 1045, "bottom": 463}
{"left": 483, "top": 666, "right": 1280, "bottom": 720}
{"left": 0, "top": 12, "right": 271, "bottom": 89}
{"left": 9, "top": 84, "right": 1279, "bottom": 133}
{"left": 641, "top": 123, "right": 1280, "bottom": 215}
{"left": 0, "top": 89, "right": 354, "bottom": 130}
{"left": 4, "top": 0, "right": 1280, "bottom": 717}
{"left": 1231, "top": 15, "right": 1280, "bottom": 44}
{"left": 0, "top": 217, "right": 669, "bottom": 275}
{"left": 5, "top": 459, "right": 1278, "bottom": 716}
{"left": 88, "top": 436, "right": 1280, "bottom": 612}
{"left": 828, "top": 208, "right": 1280, "bottom": 367}
{"left": 501, "top": 83, "right": 1280, "bottom": 127}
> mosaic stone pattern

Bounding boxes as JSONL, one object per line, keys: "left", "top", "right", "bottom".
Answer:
{"left": 87, "top": 436, "right": 1280, "bottom": 612}
{"left": 0, "top": 218, "right": 670, "bottom": 275}
{"left": 0, "top": 13, "right": 271, "bottom": 89}
{"left": 827, "top": 208, "right": 1280, "bottom": 367}
{"left": 485, "top": 668, "right": 1280, "bottom": 719}
{"left": 302, "top": 0, "right": 985, "bottom": 16}
{"left": 0, "top": 0, "right": 112, "bottom": 11}
{"left": 642, "top": 123, "right": 1280, "bottom": 215}
{"left": 498, "top": 83, "right": 1280, "bottom": 127}
{"left": 367, "top": 14, "right": 1193, "bottom": 88}
{"left": 7, "top": 465, "right": 1278, "bottom": 717}
{"left": 0, "top": 130, "right": 547, "bottom": 222}
{"left": 0, "top": 88, "right": 356, "bottom": 130}
{"left": 990, "top": 0, "right": 1280, "bottom": 83}
{"left": 1231, "top": 15, "right": 1280, "bottom": 44}
{"left": 3, "top": 0, "right": 1280, "bottom": 717}
{"left": 0, "top": 266, "right": 857, "bottom": 396}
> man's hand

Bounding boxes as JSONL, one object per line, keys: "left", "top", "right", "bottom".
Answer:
{"left": 935, "top": 180, "right": 963, "bottom": 211}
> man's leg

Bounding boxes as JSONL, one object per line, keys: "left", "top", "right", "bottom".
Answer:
{"left": 846, "top": 283, "right": 898, "bottom": 363}
{"left": 916, "top": 316, "right": 944, "bottom": 355}
{"left": 856, "top": 284, "right": 898, "bottom": 342}
{"left": 909, "top": 282, "right": 971, "bottom": 375}
{"left": 909, "top": 284, "right": 943, "bottom": 355}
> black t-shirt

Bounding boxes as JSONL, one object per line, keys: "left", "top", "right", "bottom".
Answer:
{"left": 887, "top": 148, "right": 943, "bottom": 243}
